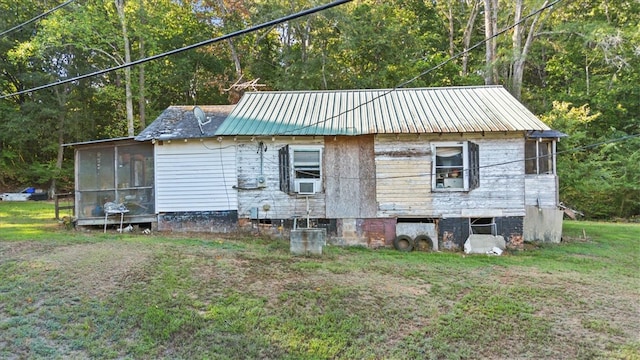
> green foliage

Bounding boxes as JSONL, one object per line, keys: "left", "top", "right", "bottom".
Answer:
{"left": 0, "top": 0, "right": 638, "bottom": 218}
{"left": 542, "top": 102, "right": 640, "bottom": 218}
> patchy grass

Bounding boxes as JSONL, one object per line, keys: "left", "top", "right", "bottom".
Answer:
{"left": 0, "top": 202, "right": 639, "bottom": 359}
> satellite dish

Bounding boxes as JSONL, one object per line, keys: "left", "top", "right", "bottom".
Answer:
{"left": 193, "top": 106, "right": 211, "bottom": 134}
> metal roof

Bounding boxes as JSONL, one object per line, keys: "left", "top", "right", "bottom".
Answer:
{"left": 527, "top": 130, "right": 568, "bottom": 138}
{"left": 136, "top": 105, "right": 235, "bottom": 141}
{"left": 63, "top": 137, "right": 136, "bottom": 147}
{"left": 216, "top": 86, "right": 550, "bottom": 136}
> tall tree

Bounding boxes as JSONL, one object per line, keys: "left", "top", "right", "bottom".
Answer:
{"left": 483, "top": 0, "right": 498, "bottom": 84}
{"left": 509, "top": 0, "right": 550, "bottom": 99}
{"left": 114, "top": 0, "right": 135, "bottom": 136}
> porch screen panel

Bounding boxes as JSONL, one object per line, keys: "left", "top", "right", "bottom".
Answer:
{"left": 77, "top": 148, "right": 117, "bottom": 218}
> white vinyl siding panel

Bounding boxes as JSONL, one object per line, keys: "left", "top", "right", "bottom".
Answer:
{"left": 155, "top": 141, "right": 237, "bottom": 212}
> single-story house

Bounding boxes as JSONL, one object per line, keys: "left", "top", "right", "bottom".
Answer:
{"left": 71, "top": 86, "right": 565, "bottom": 248}
{"left": 215, "top": 86, "right": 565, "bottom": 248}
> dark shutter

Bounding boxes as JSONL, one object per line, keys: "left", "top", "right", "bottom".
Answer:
{"left": 468, "top": 142, "right": 480, "bottom": 190}
{"left": 279, "top": 145, "right": 290, "bottom": 193}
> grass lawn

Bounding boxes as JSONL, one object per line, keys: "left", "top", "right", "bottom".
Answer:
{"left": 0, "top": 201, "right": 638, "bottom": 359}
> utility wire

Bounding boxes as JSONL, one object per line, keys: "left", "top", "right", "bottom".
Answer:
{"left": 0, "top": 0, "right": 352, "bottom": 100}
{"left": 276, "top": 0, "right": 564, "bottom": 135}
{"left": 0, "top": 0, "right": 75, "bottom": 38}
{"left": 256, "top": 133, "right": 639, "bottom": 182}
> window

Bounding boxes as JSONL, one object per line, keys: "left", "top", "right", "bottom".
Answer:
{"left": 432, "top": 141, "right": 479, "bottom": 191}
{"left": 525, "top": 140, "right": 554, "bottom": 174}
{"left": 279, "top": 145, "right": 323, "bottom": 194}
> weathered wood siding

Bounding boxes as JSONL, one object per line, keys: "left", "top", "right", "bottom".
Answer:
{"left": 155, "top": 140, "right": 237, "bottom": 212}
{"left": 375, "top": 137, "right": 434, "bottom": 215}
{"left": 234, "top": 137, "right": 326, "bottom": 220}
{"left": 324, "top": 135, "right": 377, "bottom": 218}
{"left": 524, "top": 175, "right": 558, "bottom": 208}
{"left": 375, "top": 134, "right": 527, "bottom": 218}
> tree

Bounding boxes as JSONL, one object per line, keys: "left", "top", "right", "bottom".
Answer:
{"left": 509, "top": 0, "right": 550, "bottom": 99}
{"left": 114, "top": 0, "right": 135, "bottom": 136}
{"left": 542, "top": 102, "right": 639, "bottom": 218}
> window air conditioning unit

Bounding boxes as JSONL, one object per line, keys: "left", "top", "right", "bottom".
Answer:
{"left": 296, "top": 181, "right": 316, "bottom": 195}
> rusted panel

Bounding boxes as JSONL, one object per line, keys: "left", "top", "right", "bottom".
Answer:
{"left": 442, "top": 231, "right": 458, "bottom": 250}
{"left": 158, "top": 210, "right": 238, "bottom": 232}
{"left": 324, "top": 135, "right": 377, "bottom": 218}
{"left": 361, "top": 218, "right": 396, "bottom": 247}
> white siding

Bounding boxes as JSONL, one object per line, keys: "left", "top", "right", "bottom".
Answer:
{"left": 234, "top": 137, "right": 325, "bottom": 220}
{"left": 525, "top": 175, "right": 558, "bottom": 208}
{"left": 375, "top": 134, "right": 527, "bottom": 218}
{"left": 155, "top": 140, "right": 237, "bottom": 212}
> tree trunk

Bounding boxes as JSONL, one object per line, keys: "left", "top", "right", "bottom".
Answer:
{"left": 462, "top": 0, "right": 481, "bottom": 75}
{"left": 511, "top": 0, "right": 549, "bottom": 99}
{"left": 137, "top": 0, "right": 146, "bottom": 129}
{"left": 138, "top": 36, "right": 146, "bottom": 129}
{"left": 51, "top": 87, "right": 67, "bottom": 197}
{"left": 217, "top": 0, "right": 242, "bottom": 81}
{"left": 511, "top": 0, "right": 524, "bottom": 97}
{"left": 483, "top": 0, "right": 498, "bottom": 84}
{"left": 447, "top": 1, "right": 454, "bottom": 58}
{"left": 115, "top": 0, "right": 134, "bottom": 137}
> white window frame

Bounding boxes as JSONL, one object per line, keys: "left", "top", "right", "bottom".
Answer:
{"left": 432, "top": 141, "right": 470, "bottom": 191}
{"left": 291, "top": 145, "right": 323, "bottom": 194}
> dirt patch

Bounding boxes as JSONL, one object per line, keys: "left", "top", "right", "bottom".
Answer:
{"left": 0, "top": 241, "right": 58, "bottom": 262}
{"left": 190, "top": 251, "right": 432, "bottom": 307}
{"left": 31, "top": 242, "right": 154, "bottom": 298}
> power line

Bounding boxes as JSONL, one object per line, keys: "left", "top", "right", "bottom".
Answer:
{"left": 0, "top": 0, "right": 353, "bottom": 100}
{"left": 276, "top": 0, "right": 565, "bottom": 135}
{"left": 255, "top": 133, "right": 639, "bottom": 182}
{"left": 0, "top": 0, "right": 75, "bottom": 38}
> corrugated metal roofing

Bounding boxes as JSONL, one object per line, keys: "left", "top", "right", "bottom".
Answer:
{"left": 216, "top": 86, "right": 550, "bottom": 136}
{"left": 136, "top": 105, "right": 235, "bottom": 141}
